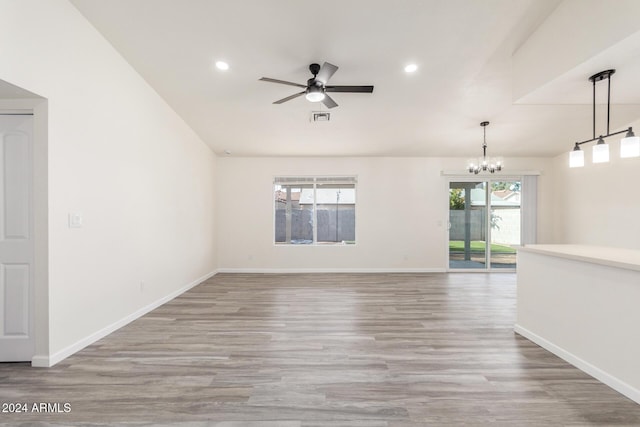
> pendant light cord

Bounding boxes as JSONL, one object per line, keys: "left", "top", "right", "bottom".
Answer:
{"left": 607, "top": 73, "right": 611, "bottom": 135}
{"left": 483, "top": 125, "right": 487, "bottom": 160}
{"left": 592, "top": 77, "right": 596, "bottom": 139}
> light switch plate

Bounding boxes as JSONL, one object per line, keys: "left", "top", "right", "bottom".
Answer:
{"left": 69, "top": 212, "right": 83, "bottom": 228}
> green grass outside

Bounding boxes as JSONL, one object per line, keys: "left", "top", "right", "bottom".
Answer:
{"left": 449, "top": 240, "right": 515, "bottom": 253}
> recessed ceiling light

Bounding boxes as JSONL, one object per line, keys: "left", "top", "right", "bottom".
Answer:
{"left": 404, "top": 64, "right": 418, "bottom": 73}
{"left": 215, "top": 61, "right": 230, "bottom": 71}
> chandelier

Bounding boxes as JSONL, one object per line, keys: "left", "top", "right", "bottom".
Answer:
{"left": 468, "top": 121, "right": 502, "bottom": 174}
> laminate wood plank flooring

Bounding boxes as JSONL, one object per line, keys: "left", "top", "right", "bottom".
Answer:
{"left": 1, "top": 273, "right": 640, "bottom": 426}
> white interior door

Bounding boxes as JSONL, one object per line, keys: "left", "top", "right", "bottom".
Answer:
{"left": 0, "top": 114, "right": 34, "bottom": 361}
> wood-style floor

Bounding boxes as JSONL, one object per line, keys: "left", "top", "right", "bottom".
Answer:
{"left": 2, "top": 273, "right": 640, "bottom": 426}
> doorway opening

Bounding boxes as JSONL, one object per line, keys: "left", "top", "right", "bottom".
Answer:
{"left": 0, "top": 78, "right": 48, "bottom": 365}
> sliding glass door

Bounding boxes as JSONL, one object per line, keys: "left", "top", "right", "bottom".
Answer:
{"left": 449, "top": 182, "right": 487, "bottom": 268}
{"left": 448, "top": 179, "right": 521, "bottom": 270}
{"left": 488, "top": 181, "right": 520, "bottom": 268}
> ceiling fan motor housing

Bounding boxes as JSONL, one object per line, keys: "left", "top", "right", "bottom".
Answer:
{"left": 307, "top": 78, "right": 322, "bottom": 88}
{"left": 306, "top": 73, "right": 325, "bottom": 99}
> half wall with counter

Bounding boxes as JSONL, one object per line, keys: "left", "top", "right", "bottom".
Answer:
{"left": 516, "top": 244, "right": 640, "bottom": 404}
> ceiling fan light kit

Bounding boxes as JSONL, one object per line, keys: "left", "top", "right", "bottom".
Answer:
{"left": 569, "top": 69, "right": 640, "bottom": 168}
{"left": 305, "top": 85, "right": 325, "bottom": 102}
{"left": 259, "top": 62, "right": 374, "bottom": 109}
{"left": 468, "top": 121, "right": 502, "bottom": 174}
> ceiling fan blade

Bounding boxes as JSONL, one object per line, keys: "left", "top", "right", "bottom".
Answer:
{"left": 259, "top": 77, "right": 307, "bottom": 89}
{"left": 315, "top": 62, "right": 339, "bottom": 85}
{"left": 325, "top": 85, "right": 374, "bottom": 93}
{"left": 322, "top": 94, "right": 338, "bottom": 109}
{"left": 273, "top": 91, "right": 306, "bottom": 104}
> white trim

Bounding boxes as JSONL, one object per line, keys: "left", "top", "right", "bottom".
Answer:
{"left": 514, "top": 324, "right": 640, "bottom": 405}
{"left": 31, "top": 270, "right": 218, "bottom": 368}
{"left": 441, "top": 170, "right": 541, "bottom": 176}
{"left": 31, "top": 355, "right": 50, "bottom": 367}
{"left": 521, "top": 175, "right": 537, "bottom": 245}
{"left": 273, "top": 175, "right": 358, "bottom": 185}
{"left": 0, "top": 110, "right": 34, "bottom": 115}
{"left": 217, "top": 268, "right": 446, "bottom": 274}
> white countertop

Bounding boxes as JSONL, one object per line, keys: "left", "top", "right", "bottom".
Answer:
{"left": 517, "top": 244, "right": 640, "bottom": 272}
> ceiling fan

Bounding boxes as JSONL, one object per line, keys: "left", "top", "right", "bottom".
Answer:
{"left": 259, "top": 62, "right": 374, "bottom": 109}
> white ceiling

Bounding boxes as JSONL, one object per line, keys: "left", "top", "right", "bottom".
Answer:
{"left": 68, "top": 0, "right": 640, "bottom": 158}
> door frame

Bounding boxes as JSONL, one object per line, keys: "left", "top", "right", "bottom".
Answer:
{"left": 445, "top": 175, "right": 523, "bottom": 273}
{"left": 0, "top": 97, "right": 49, "bottom": 365}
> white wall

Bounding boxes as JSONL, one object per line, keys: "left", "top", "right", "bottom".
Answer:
{"left": 552, "top": 121, "right": 640, "bottom": 249}
{"left": 216, "top": 156, "right": 553, "bottom": 271}
{"left": 0, "top": 0, "right": 218, "bottom": 364}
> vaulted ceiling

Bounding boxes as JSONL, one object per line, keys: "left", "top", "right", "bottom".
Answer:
{"left": 69, "top": 0, "right": 640, "bottom": 158}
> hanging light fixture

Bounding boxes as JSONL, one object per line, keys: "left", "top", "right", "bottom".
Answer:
{"left": 569, "top": 69, "right": 639, "bottom": 168}
{"left": 621, "top": 128, "right": 640, "bottom": 158}
{"left": 569, "top": 143, "right": 585, "bottom": 168}
{"left": 305, "top": 85, "right": 326, "bottom": 102}
{"left": 468, "top": 121, "right": 502, "bottom": 174}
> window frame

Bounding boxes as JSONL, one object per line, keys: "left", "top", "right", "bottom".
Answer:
{"left": 273, "top": 176, "right": 357, "bottom": 246}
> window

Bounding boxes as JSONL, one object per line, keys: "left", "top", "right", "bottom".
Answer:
{"left": 274, "top": 176, "right": 356, "bottom": 245}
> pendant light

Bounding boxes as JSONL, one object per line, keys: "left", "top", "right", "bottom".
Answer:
{"left": 569, "top": 143, "right": 585, "bottom": 168}
{"left": 569, "top": 69, "right": 639, "bottom": 167}
{"left": 621, "top": 129, "right": 640, "bottom": 158}
{"left": 468, "top": 121, "right": 502, "bottom": 174}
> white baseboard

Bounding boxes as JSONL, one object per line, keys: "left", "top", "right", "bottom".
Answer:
{"left": 514, "top": 324, "right": 640, "bottom": 405}
{"left": 31, "top": 355, "right": 50, "bottom": 368}
{"left": 216, "top": 268, "right": 446, "bottom": 274}
{"left": 33, "top": 270, "right": 218, "bottom": 368}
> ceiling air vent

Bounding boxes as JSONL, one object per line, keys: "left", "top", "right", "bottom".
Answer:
{"left": 311, "top": 111, "right": 330, "bottom": 122}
